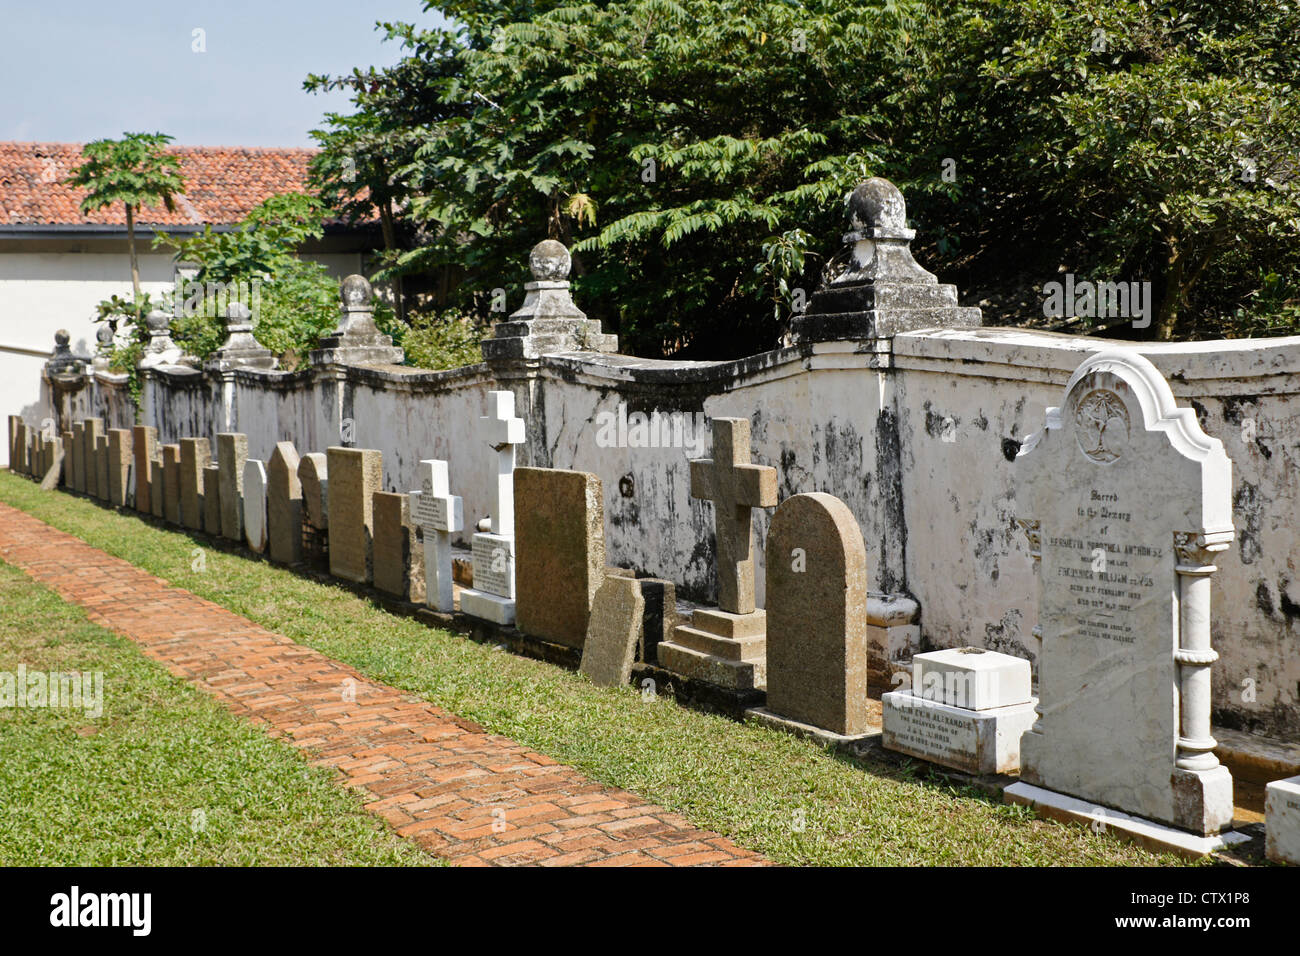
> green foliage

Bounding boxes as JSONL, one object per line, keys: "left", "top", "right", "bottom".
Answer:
{"left": 307, "top": 1, "right": 1300, "bottom": 352}
{"left": 65, "top": 132, "right": 184, "bottom": 219}
{"left": 399, "top": 310, "right": 488, "bottom": 370}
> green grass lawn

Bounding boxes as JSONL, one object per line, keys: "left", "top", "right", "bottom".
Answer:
{"left": 0, "top": 470, "right": 1195, "bottom": 866}
{"left": 0, "top": 558, "right": 434, "bottom": 866}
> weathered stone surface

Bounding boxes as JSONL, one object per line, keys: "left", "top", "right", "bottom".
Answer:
{"left": 71, "top": 421, "right": 85, "bottom": 492}
{"left": 411, "top": 459, "right": 462, "bottom": 613}
{"left": 243, "top": 459, "right": 268, "bottom": 553}
{"left": 107, "top": 429, "right": 132, "bottom": 506}
{"left": 131, "top": 426, "right": 157, "bottom": 514}
{"left": 161, "top": 444, "right": 182, "bottom": 525}
{"left": 1266, "top": 775, "right": 1300, "bottom": 865}
{"left": 764, "top": 492, "right": 870, "bottom": 736}
{"left": 882, "top": 691, "right": 1039, "bottom": 775}
{"left": 580, "top": 575, "right": 645, "bottom": 688}
{"left": 203, "top": 464, "right": 222, "bottom": 535}
{"left": 267, "top": 442, "right": 302, "bottom": 565}
{"left": 95, "top": 434, "right": 109, "bottom": 502}
{"left": 6, "top": 416, "right": 18, "bottom": 471}
{"left": 59, "top": 430, "right": 73, "bottom": 488}
{"left": 179, "top": 438, "right": 211, "bottom": 531}
{"left": 515, "top": 467, "right": 605, "bottom": 648}
{"left": 1017, "top": 349, "right": 1236, "bottom": 835}
{"left": 40, "top": 435, "right": 65, "bottom": 491}
{"left": 372, "top": 491, "right": 424, "bottom": 602}
{"left": 82, "top": 419, "right": 103, "bottom": 498}
{"left": 217, "top": 433, "right": 249, "bottom": 541}
{"left": 636, "top": 578, "right": 676, "bottom": 664}
{"left": 327, "top": 446, "right": 381, "bottom": 583}
{"left": 149, "top": 449, "right": 165, "bottom": 519}
{"left": 299, "top": 452, "right": 329, "bottom": 568}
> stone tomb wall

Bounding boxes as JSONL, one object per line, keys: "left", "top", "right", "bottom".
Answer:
{"left": 34, "top": 328, "right": 1300, "bottom": 738}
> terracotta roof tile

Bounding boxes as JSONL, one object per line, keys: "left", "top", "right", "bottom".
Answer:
{"left": 0, "top": 142, "right": 323, "bottom": 227}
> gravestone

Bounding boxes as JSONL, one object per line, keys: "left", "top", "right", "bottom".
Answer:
{"left": 514, "top": 467, "right": 605, "bottom": 648}
{"left": 657, "top": 417, "right": 778, "bottom": 690}
{"left": 267, "top": 442, "right": 302, "bottom": 565}
{"left": 95, "top": 434, "right": 109, "bottom": 502}
{"left": 149, "top": 449, "right": 165, "bottom": 519}
{"left": 6, "top": 416, "right": 18, "bottom": 471}
{"left": 71, "top": 421, "right": 85, "bottom": 492}
{"left": 1266, "top": 776, "right": 1300, "bottom": 865}
{"left": 13, "top": 421, "right": 28, "bottom": 476}
{"left": 107, "top": 429, "right": 132, "bottom": 506}
{"left": 373, "top": 491, "right": 424, "bottom": 602}
{"left": 161, "top": 445, "right": 182, "bottom": 524}
{"left": 179, "top": 438, "right": 211, "bottom": 531}
{"left": 40, "top": 434, "right": 65, "bottom": 491}
{"left": 82, "top": 419, "right": 103, "bottom": 498}
{"left": 1008, "top": 349, "right": 1236, "bottom": 837}
{"left": 883, "top": 647, "right": 1037, "bottom": 774}
{"left": 60, "top": 430, "right": 73, "bottom": 488}
{"left": 299, "top": 453, "right": 329, "bottom": 568}
{"left": 636, "top": 578, "right": 676, "bottom": 665}
{"left": 203, "top": 464, "right": 222, "bottom": 535}
{"left": 243, "top": 459, "right": 268, "bottom": 553}
{"left": 217, "top": 433, "right": 249, "bottom": 541}
{"left": 410, "top": 459, "right": 462, "bottom": 613}
{"left": 327, "top": 447, "right": 382, "bottom": 583}
{"left": 579, "top": 576, "right": 645, "bottom": 688}
{"left": 459, "top": 391, "right": 525, "bottom": 625}
{"left": 763, "top": 492, "right": 871, "bottom": 736}
{"left": 131, "top": 426, "right": 157, "bottom": 514}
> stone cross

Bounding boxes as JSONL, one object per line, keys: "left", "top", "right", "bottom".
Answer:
{"left": 689, "top": 417, "right": 778, "bottom": 614}
{"left": 411, "top": 459, "right": 463, "bottom": 613}
{"left": 480, "top": 390, "right": 525, "bottom": 535}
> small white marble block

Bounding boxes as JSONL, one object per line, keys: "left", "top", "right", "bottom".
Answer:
{"left": 911, "top": 647, "right": 1031, "bottom": 711}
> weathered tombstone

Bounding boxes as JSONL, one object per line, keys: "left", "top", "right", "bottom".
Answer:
{"left": 161, "top": 444, "right": 182, "bottom": 525}
{"left": 217, "top": 433, "right": 248, "bottom": 541}
{"left": 95, "top": 434, "right": 110, "bottom": 502}
{"left": 179, "top": 437, "right": 211, "bottom": 531}
{"left": 657, "top": 417, "right": 778, "bottom": 689}
{"left": 70, "top": 421, "right": 85, "bottom": 492}
{"left": 459, "top": 391, "right": 525, "bottom": 624}
{"left": 13, "top": 420, "right": 28, "bottom": 476}
{"left": 327, "top": 447, "right": 382, "bottom": 583}
{"left": 882, "top": 647, "right": 1037, "bottom": 774}
{"left": 107, "top": 429, "right": 132, "bottom": 506}
{"left": 131, "top": 426, "right": 157, "bottom": 514}
{"left": 242, "top": 459, "right": 268, "bottom": 553}
{"left": 299, "top": 453, "right": 329, "bottom": 568}
{"left": 82, "top": 418, "right": 103, "bottom": 497}
{"left": 373, "top": 491, "right": 424, "bottom": 602}
{"left": 267, "top": 442, "right": 302, "bottom": 565}
{"left": 203, "top": 464, "right": 222, "bottom": 535}
{"left": 60, "top": 430, "right": 73, "bottom": 488}
{"left": 149, "top": 449, "right": 165, "bottom": 519}
{"left": 763, "top": 492, "right": 870, "bottom": 736}
{"left": 1266, "top": 776, "right": 1300, "bottom": 865}
{"left": 40, "top": 434, "right": 65, "bottom": 491}
{"left": 579, "top": 575, "right": 645, "bottom": 688}
{"left": 410, "top": 459, "right": 463, "bottom": 613}
{"left": 514, "top": 467, "right": 605, "bottom": 647}
{"left": 6, "top": 415, "right": 18, "bottom": 471}
{"left": 1007, "top": 349, "right": 1237, "bottom": 838}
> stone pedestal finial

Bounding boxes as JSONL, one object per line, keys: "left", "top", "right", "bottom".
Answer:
{"left": 793, "top": 177, "right": 980, "bottom": 344}
{"left": 308, "top": 275, "right": 404, "bottom": 366}
{"left": 204, "top": 302, "right": 278, "bottom": 372}
{"left": 92, "top": 322, "right": 115, "bottom": 371}
{"left": 138, "top": 310, "right": 187, "bottom": 368}
{"left": 46, "top": 329, "right": 84, "bottom": 375}
{"left": 481, "top": 240, "right": 618, "bottom": 360}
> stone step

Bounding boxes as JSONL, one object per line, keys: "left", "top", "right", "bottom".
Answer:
{"left": 689, "top": 607, "right": 767, "bottom": 640}
{"left": 667, "top": 625, "right": 766, "bottom": 662}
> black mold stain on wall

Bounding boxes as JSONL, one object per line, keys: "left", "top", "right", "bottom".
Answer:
{"left": 874, "top": 407, "right": 906, "bottom": 594}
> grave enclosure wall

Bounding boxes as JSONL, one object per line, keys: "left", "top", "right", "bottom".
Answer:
{"left": 33, "top": 329, "right": 1300, "bottom": 739}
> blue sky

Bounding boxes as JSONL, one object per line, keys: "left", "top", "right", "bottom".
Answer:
{"left": 2, "top": 0, "right": 446, "bottom": 147}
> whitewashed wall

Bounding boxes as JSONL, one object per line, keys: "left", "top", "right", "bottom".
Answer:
{"left": 28, "top": 327, "right": 1300, "bottom": 739}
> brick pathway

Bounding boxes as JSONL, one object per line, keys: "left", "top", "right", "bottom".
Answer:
{"left": 0, "top": 502, "right": 767, "bottom": 867}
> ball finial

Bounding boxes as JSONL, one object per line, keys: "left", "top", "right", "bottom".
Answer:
{"left": 848, "top": 178, "right": 907, "bottom": 232}
{"left": 529, "top": 240, "right": 571, "bottom": 281}
{"left": 341, "top": 274, "right": 373, "bottom": 308}
{"left": 54, "top": 329, "right": 70, "bottom": 347}
{"left": 145, "top": 310, "right": 171, "bottom": 333}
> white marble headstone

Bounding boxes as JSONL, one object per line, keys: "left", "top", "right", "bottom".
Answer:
{"left": 243, "top": 458, "right": 268, "bottom": 554}
{"left": 410, "top": 458, "right": 463, "bottom": 613}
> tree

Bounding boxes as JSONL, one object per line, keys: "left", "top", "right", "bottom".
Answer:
{"left": 66, "top": 132, "right": 187, "bottom": 323}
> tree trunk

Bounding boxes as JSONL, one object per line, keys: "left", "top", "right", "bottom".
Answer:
{"left": 126, "top": 203, "right": 142, "bottom": 324}
{"left": 1155, "top": 241, "right": 1184, "bottom": 341}
{"left": 379, "top": 198, "right": 406, "bottom": 326}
